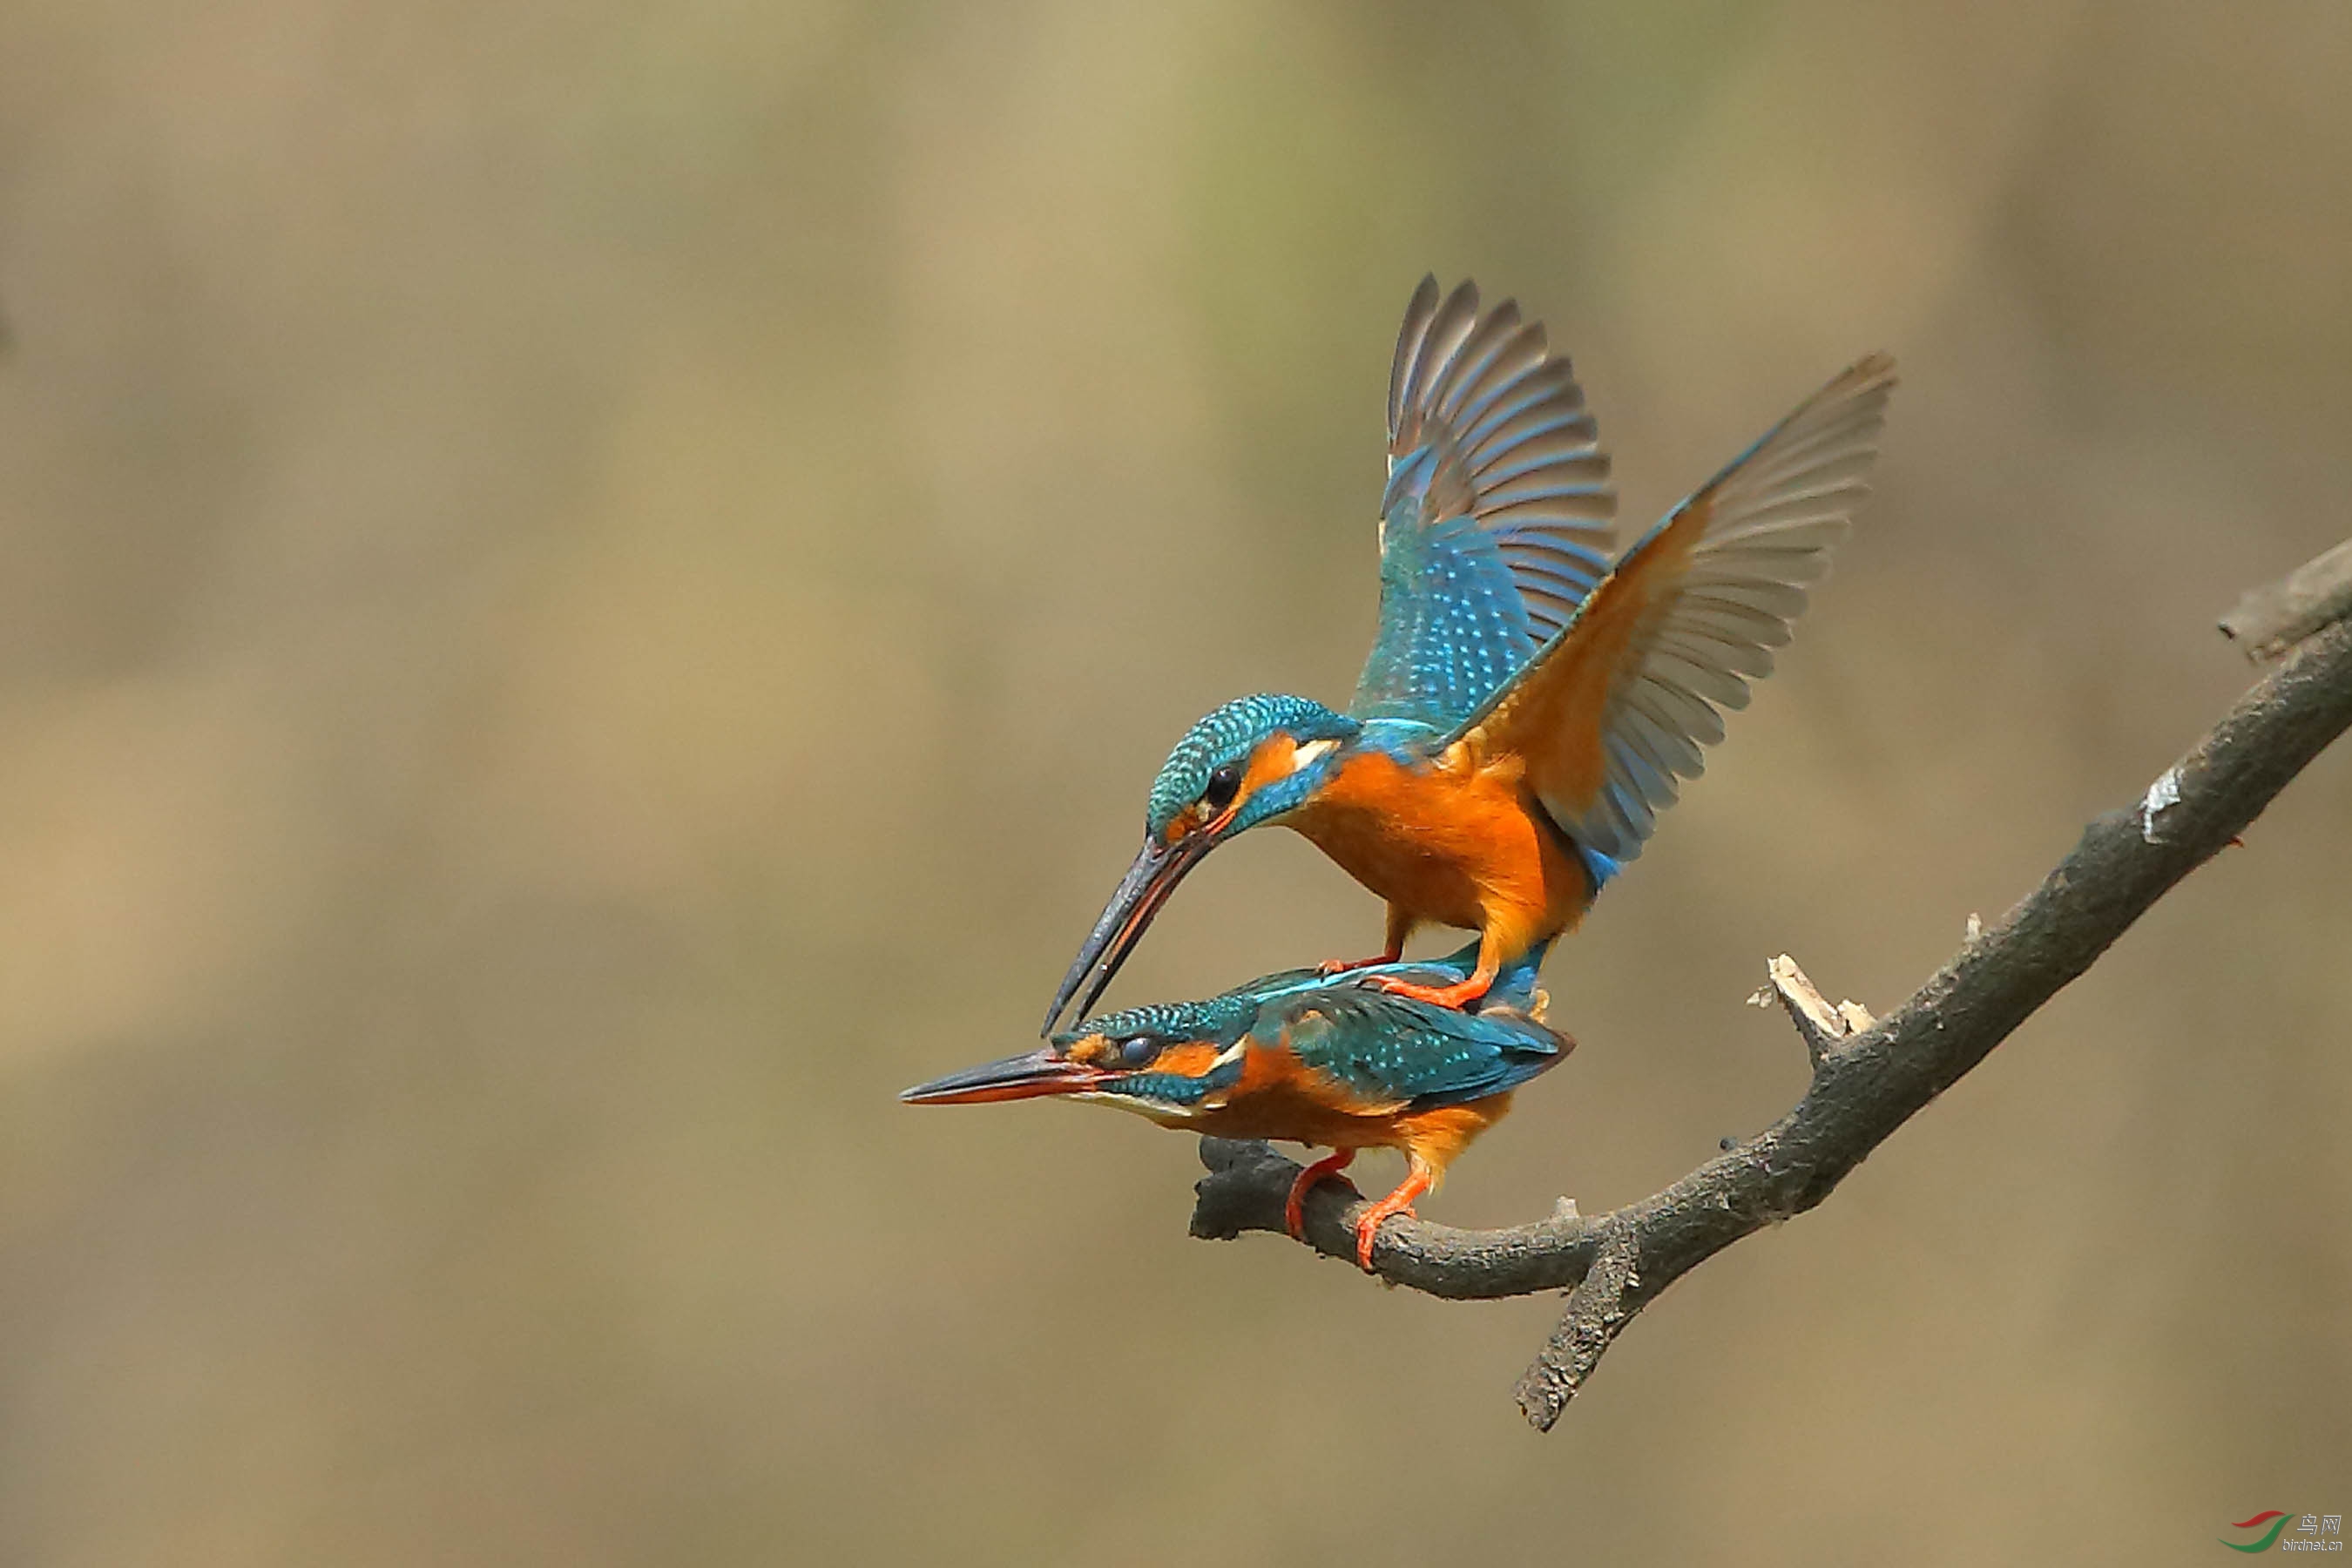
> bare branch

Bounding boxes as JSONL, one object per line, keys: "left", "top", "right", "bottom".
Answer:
{"left": 1747, "top": 955, "right": 1869, "bottom": 1069}
{"left": 1514, "top": 1218, "right": 1640, "bottom": 1427}
{"left": 2220, "top": 536, "right": 2352, "bottom": 660}
{"left": 1189, "top": 561, "right": 2352, "bottom": 1429}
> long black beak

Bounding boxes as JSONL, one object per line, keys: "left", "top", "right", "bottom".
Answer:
{"left": 1041, "top": 831, "right": 1213, "bottom": 1035}
{"left": 900, "top": 1047, "right": 1105, "bottom": 1105}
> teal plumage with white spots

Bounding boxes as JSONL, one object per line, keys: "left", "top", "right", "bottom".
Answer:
{"left": 1061, "top": 940, "right": 1563, "bottom": 1112}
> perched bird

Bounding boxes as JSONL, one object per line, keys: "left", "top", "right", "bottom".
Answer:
{"left": 1044, "top": 278, "right": 1894, "bottom": 1031}
{"left": 909, "top": 943, "right": 1567, "bottom": 1269}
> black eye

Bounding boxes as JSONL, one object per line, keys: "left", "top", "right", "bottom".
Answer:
{"left": 1119, "top": 1036, "right": 1159, "bottom": 1068}
{"left": 1201, "top": 764, "right": 1242, "bottom": 812}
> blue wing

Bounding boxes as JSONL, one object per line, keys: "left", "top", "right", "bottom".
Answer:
{"left": 1348, "top": 278, "right": 1617, "bottom": 732}
{"left": 1071, "top": 943, "right": 1561, "bottom": 1110}
{"left": 1263, "top": 943, "right": 1568, "bottom": 1112}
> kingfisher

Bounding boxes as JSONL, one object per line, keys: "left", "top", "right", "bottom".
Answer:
{"left": 908, "top": 942, "right": 1566, "bottom": 1270}
{"left": 1044, "top": 277, "right": 1895, "bottom": 1032}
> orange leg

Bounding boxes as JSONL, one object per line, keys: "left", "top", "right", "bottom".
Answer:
{"left": 1317, "top": 904, "right": 1419, "bottom": 977}
{"left": 1317, "top": 902, "right": 1420, "bottom": 973}
{"left": 1363, "top": 923, "right": 1504, "bottom": 1010}
{"left": 1315, "top": 951, "right": 1398, "bottom": 977}
{"left": 1283, "top": 1148, "right": 1358, "bottom": 1240}
{"left": 1353, "top": 1156, "right": 1437, "bottom": 1271}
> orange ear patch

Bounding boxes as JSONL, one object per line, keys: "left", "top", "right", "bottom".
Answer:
{"left": 1141, "top": 1041, "right": 1222, "bottom": 1081}
{"left": 1239, "top": 733, "right": 1302, "bottom": 798}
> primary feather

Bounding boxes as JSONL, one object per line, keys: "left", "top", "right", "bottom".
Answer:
{"left": 1351, "top": 278, "right": 1619, "bottom": 732}
{"left": 1451, "top": 353, "right": 1897, "bottom": 862}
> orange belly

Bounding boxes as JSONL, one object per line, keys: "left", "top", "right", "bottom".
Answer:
{"left": 1191, "top": 1091, "right": 1513, "bottom": 1173}
{"left": 1187, "top": 1031, "right": 1516, "bottom": 1173}
{"left": 1283, "top": 748, "right": 1592, "bottom": 944}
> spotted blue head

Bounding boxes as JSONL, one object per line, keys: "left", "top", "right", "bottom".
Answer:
{"left": 1043, "top": 693, "right": 1360, "bottom": 1034}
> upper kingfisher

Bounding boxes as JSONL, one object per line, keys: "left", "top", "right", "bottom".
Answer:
{"left": 909, "top": 942, "right": 1567, "bottom": 1270}
{"left": 1044, "top": 277, "right": 1895, "bottom": 1032}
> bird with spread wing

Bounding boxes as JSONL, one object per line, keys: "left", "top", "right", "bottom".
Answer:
{"left": 1044, "top": 277, "right": 1895, "bottom": 1034}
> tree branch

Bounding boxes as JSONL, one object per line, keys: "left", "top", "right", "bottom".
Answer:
{"left": 1190, "top": 548, "right": 2352, "bottom": 1429}
{"left": 2220, "top": 538, "right": 2352, "bottom": 662}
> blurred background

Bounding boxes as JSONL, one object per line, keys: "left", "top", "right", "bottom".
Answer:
{"left": 0, "top": 1, "right": 2347, "bottom": 1562}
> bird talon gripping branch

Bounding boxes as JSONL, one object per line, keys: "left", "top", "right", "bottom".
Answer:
{"left": 1350, "top": 1164, "right": 1438, "bottom": 1271}
{"left": 1283, "top": 1150, "right": 1357, "bottom": 1240}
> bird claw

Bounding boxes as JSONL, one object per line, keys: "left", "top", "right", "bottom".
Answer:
{"left": 1349, "top": 1166, "right": 1436, "bottom": 1270}
{"left": 1284, "top": 1150, "right": 1359, "bottom": 1240}
{"left": 1316, "top": 952, "right": 1401, "bottom": 977}
{"left": 1353, "top": 1200, "right": 1416, "bottom": 1271}
{"left": 1359, "top": 972, "right": 1488, "bottom": 1010}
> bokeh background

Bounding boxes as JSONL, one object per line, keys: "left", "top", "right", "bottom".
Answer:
{"left": 0, "top": 1, "right": 2347, "bottom": 1562}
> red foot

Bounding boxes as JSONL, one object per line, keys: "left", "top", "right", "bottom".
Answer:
{"left": 1360, "top": 972, "right": 1490, "bottom": 1010}
{"left": 1316, "top": 951, "right": 1402, "bottom": 977}
{"left": 1351, "top": 1169, "right": 1435, "bottom": 1271}
{"left": 1284, "top": 1149, "right": 1358, "bottom": 1239}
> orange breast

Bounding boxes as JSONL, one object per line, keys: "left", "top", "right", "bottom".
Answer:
{"left": 1188, "top": 1033, "right": 1511, "bottom": 1173}
{"left": 1284, "top": 749, "right": 1592, "bottom": 941}
{"left": 1190, "top": 1036, "right": 1409, "bottom": 1150}
{"left": 1186, "top": 1038, "right": 1520, "bottom": 1186}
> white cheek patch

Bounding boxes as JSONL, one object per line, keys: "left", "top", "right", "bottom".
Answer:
{"left": 1289, "top": 739, "right": 1338, "bottom": 774}
{"left": 1198, "top": 1042, "right": 1249, "bottom": 1111}
{"left": 1078, "top": 1090, "right": 1199, "bottom": 1127}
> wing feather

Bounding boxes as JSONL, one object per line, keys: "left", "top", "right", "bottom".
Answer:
{"left": 1429, "top": 308, "right": 1537, "bottom": 422}
{"left": 1274, "top": 986, "right": 1566, "bottom": 1112}
{"left": 1350, "top": 279, "right": 1619, "bottom": 727}
{"left": 1448, "top": 354, "right": 1896, "bottom": 862}
{"left": 1385, "top": 276, "right": 1442, "bottom": 438}
{"left": 1460, "top": 362, "right": 1581, "bottom": 452}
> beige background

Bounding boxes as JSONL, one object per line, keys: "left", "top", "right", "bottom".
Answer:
{"left": 0, "top": 2, "right": 2347, "bottom": 1563}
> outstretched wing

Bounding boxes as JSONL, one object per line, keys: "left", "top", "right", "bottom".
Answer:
{"left": 1448, "top": 354, "right": 1896, "bottom": 865}
{"left": 1348, "top": 277, "right": 1618, "bottom": 732}
{"left": 1270, "top": 987, "right": 1566, "bottom": 1113}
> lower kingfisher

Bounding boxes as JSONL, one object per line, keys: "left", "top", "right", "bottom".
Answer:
{"left": 1044, "top": 276, "right": 1895, "bottom": 1032}
{"left": 909, "top": 942, "right": 1566, "bottom": 1270}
